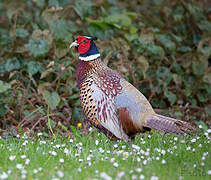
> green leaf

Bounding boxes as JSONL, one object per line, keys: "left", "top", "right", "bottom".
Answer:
{"left": 152, "top": 0, "right": 164, "bottom": 5}
{"left": 0, "top": 80, "right": 11, "bottom": 93}
{"left": 32, "top": 29, "right": 53, "bottom": 46}
{"left": 164, "top": 90, "right": 177, "bottom": 105}
{"left": 72, "top": 107, "right": 83, "bottom": 121}
{"left": 136, "top": 56, "right": 149, "bottom": 78}
{"left": 156, "top": 66, "right": 169, "bottom": 79}
{"left": 156, "top": 34, "right": 176, "bottom": 52}
{"left": 73, "top": 0, "right": 93, "bottom": 19}
{"left": 205, "top": 106, "right": 211, "bottom": 116}
{"left": 54, "top": 44, "right": 69, "bottom": 58}
{"left": 192, "top": 55, "right": 208, "bottom": 76}
{"left": 197, "top": 92, "right": 209, "bottom": 102}
{"left": 105, "top": 14, "right": 132, "bottom": 28}
{"left": 198, "top": 20, "right": 211, "bottom": 32}
{"left": 203, "top": 67, "right": 211, "bottom": 84}
{"left": 148, "top": 44, "right": 164, "bottom": 57}
{"left": 49, "top": 19, "right": 72, "bottom": 42}
{"left": 86, "top": 18, "right": 110, "bottom": 29}
{"left": 48, "top": 0, "right": 59, "bottom": 7}
{"left": 151, "top": 99, "right": 167, "bottom": 109}
{"left": 16, "top": 28, "right": 29, "bottom": 38}
{"left": 130, "top": 27, "right": 138, "bottom": 34}
{"left": 27, "top": 61, "right": 43, "bottom": 75}
{"left": 197, "top": 38, "right": 211, "bottom": 57}
{"left": 42, "top": 7, "right": 60, "bottom": 24}
{"left": 177, "top": 46, "right": 192, "bottom": 53}
{"left": 0, "top": 103, "right": 9, "bottom": 116}
{"left": 125, "top": 33, "right": 139, "bottom": 42}
{"left": 44, "top": 90, "right": 60, "bottom": 110}
{"left": 87, "top": 25, "right": 108, "bottom": 40}
{"left": 35, "top": 0, "right": 45, "bottom": 8}
{"left": 5, "top": 57, "right": 21, "bottom": 72}
{"left": 138, "top": 38, "right": 164, "bottom": 58}
{"left": 25, "top": 38, "right": 49, "bottom": 58}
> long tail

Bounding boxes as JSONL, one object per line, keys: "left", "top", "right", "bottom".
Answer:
{"left": 145, "top": 114, "right": 198, "bottom": 135}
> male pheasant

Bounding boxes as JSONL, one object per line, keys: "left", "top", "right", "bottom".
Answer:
{"left": 70, "top": 35, "right": 196, "bottom": 141}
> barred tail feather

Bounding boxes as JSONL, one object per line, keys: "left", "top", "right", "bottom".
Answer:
{"left": 145, "top": 114, "right": 197, "bottom": 135}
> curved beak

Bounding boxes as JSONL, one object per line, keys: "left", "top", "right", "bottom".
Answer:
{"left": 69, "top": 41, "right": 79, "bottom": 49}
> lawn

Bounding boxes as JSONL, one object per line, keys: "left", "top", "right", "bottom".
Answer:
{"left": 0, "top": 128, "right": 210, "bottom": 180}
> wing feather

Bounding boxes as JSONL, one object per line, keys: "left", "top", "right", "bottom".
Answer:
{"left": 91, "top": 82, "right": 128, "bottom": 140}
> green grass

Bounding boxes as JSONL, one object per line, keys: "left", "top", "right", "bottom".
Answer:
{"left": 0, "top": 130, "right": 210, "bottom": 180}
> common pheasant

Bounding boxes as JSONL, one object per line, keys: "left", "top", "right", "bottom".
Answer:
{"left": 70, "top": 35, "right": 197, "bottom": 141}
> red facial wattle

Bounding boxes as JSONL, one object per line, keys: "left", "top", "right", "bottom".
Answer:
{"left": 76, "top": 36, "right": 91, "bottom": 54}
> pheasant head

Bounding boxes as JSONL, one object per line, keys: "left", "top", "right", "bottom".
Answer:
{"left": 70, "top": 36, "right": 100, "bottom": 61}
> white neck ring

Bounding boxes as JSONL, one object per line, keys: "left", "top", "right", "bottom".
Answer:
{"left": 79, "top": 53, "right": 100, "bottom": 61}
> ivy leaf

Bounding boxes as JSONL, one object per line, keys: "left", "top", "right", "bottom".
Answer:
{"left": 86, "top": 18, "right": 110, "bottom": 29}
{"left": 34, "top": 0, "right": 45, "bottom": 8}
{"left": 125, "top": 33, "right": 139, "bottom": 42}
{"left": 43, "top": 90, "right": 60, "bottom": 110}
{"left": 156, "top": 34, "right": 176, "bottom": 52}
{"left": 105, "top": 14, "right": 132, "bottom": 28}
{"left": 148, "top": 44, "right": 164, "bottom": 58}
{"left": 54, "top": 44, "right": 69, "bottom": 58}
{"left": 25, "top": 38, "right": 49, "bottom": 58}
{"left": 32, "top": 29, "right": 53, "bottom": 46}
{"left": 192, "top": 55, "right": 208, "bottom": 76}
{"left": 49, "top": 19, "right": 72, "bottom": 42}
{"left": 87, "top": 25, "right": 108, "bottom": 40}
{"left": 156, "top": 66, "right": 169, "bottom": 79}
{"left": 42, "top": 6, "right": 61, "bottom": 24}
{"left": 197, "top": 38, "right": 211, "bottom": 57}
{"left": 72, "top": 107, "right": 84, "bottom": 121}
{"left": 73, "top": 0, "right": 93, "bottom": 19}
{"left": 0, "top": 80, "right": 11, "bottom": 93}
{"left": 5, "top": 57, "right": 21, "bottom": 72}
{"left": 164, "top": 90, "right": 177, "bottom": 105}
{"left": 27, "top": 61, "right": 43, "bottom": 75}
{"left": 197, "top": 92, "right": 209, "bottom": 102}
{"left": 16, "top": 28, "right": 29, "bottom": 38}
{"left": 48, "top": 0, "right": 59, "bottom": 7}
{"left": 0, "top": 103, "right": 9, "bottom": 116}
{"left": 198, "top": 20, "right": 211, "bottom": 32}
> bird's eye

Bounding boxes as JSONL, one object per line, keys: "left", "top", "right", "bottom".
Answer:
{"left": 83, "top": 40, "right": 88, "bottom": 43}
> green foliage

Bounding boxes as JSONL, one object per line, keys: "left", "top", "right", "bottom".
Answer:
{"left": 44, "top": 90, "right": 60, "bottom": 110}
{"left": 27, "top": 61, "right": 43, "bottom": 75}
{"left": 16, "top": 28, "right": 29, "bottom": 38}
{"left": 0, "top": 0, "right": 210, "bottom": 131}
{"left": 25, "top": 39, "right": 49, "bottom": 58}
{"left": 0, "top": 81, "right": 11, "bottom": 93}
{"left": 49, "top": 19, "right": 72, "bottom": 42}
{"left": 5, "top": 58, "right": 21, "bottom": 72}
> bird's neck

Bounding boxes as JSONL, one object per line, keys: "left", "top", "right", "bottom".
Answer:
{"left": 79, "top": 42, "right": 100, "bottom": 61}
{"left": 76, "top": 58, "right": 104, "bottom": 87}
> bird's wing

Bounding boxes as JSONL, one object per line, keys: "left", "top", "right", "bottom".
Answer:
{"left": 91, "top": 81, "right": 128, "bottom": 140}
{"left": 87, "top": 69, "right": 128, "bottom": 140}
{"left": 115, "top": 79, "right": 155, "bottom": 129}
